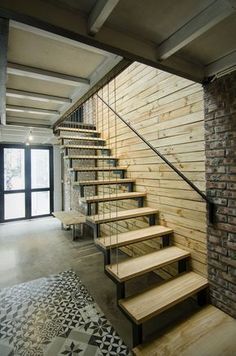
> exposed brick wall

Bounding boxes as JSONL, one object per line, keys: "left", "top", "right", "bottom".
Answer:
{"left": 204, "top": 71, "right": 236, "bottom": 318}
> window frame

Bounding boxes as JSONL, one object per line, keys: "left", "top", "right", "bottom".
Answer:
{"left": 0, "top": 143, "right": 54, "bottom": 223}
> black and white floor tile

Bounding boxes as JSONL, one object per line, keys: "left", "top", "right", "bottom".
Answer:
{"left": 0, "top": 271, "right": 130, "bottom": 355}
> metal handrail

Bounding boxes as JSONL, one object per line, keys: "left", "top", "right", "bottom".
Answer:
{"left": 96, "top": 93, "right": 214, "bottom": 224}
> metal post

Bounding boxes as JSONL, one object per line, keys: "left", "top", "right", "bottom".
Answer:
{"left": 162, "top": 235, "right": 170, "bottom": 247}
{"left": 117, "top": 282, "right": 125, "bottom": 300}
{"left": 72, "top": 225, "right": 76, "bottom": 240}
{"left": 119, "top": 170, "right": 125, "bottom": 178}
{"left": 127, "top": 182, "right": 133, "bottom": 192}
{"left": 80, "top": 186, "right": 85, "bottom": 197}
{"left": 132, "top": 324, "right": 143, "bottom": 347}
{"left": 149, "top": 214, "right": 156, "bottom": 226}
{"left": 104, "top": 250, "right": 111, "bottom": 265}
{"left": 197, "top": 289, "right": 208, "bottom": 306}
{"left": 137, "top": 197, "right": 144, "bottom": 207}
{"left": 93, "top": 224, "right": 100, "bottom": 239}
{"left": 87, "top": 203, "right": 92, "bottom": 216}
{"left": 110, "top": 158, "right": 117, "bottom": 167}
{"left": 178, "top": 258, "right": 188, "bottom": 273}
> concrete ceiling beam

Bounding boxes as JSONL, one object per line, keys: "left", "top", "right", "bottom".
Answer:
{"left": 157, "top": 0, "right": 236, "bottom": 60}
{"left": 0, "top": 17, "right": 9, "bottom": 125}
{"left": 6, "top": 88, "right": 72, "bottom": 103}
{"left": 7, "top": 62, "right": 90, "bottom": 86}
{"left": 88, "top": 0, "right": 120, "bottom": 35}
{"left": 0, "top": 0, "right": 205, "bottom": 82}
{"left": 6, "top": 104, "right": 59, "bottom": 115}
{"left": 205, "top": 50, "right": 236, "bottom": 77}
{"left": 6, "top": 120, "right": 51, "bottom": 128}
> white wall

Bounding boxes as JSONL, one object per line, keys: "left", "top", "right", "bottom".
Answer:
{"left": 53, "top": 145, "right": 62, "bottom": 211}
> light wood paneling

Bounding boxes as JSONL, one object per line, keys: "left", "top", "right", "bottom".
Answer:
{"left": 95, "top": 62, "right": 206, "bottom": 276}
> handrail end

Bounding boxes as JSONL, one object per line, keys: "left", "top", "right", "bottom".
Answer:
{"left": 207, "top": 201, "right": 215, "bottom": 225}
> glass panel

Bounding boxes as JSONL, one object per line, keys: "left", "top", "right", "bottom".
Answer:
{"left": 4, "top": 193, "right": 25, "bottom": 220}
{"left": 31, "top": 149, "right": 50, "bottom": 189}
{"left": 4, "top": 148, "right": 25, "bottom": 191}
{"left": 31, "top": 191, "right": 50, "bottom": 216}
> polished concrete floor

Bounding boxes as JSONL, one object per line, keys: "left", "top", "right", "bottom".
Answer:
{"left": 0, "top": 217, "right": 198, "bottom": 350}
{"left": 0, "top": 218, "right": 133, "bottom": 345}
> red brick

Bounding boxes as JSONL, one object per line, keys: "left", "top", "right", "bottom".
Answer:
{"left": 216, "top": 223, "right": 236, "bottom": 233}
{"left": 205, "top": 71, "right": 236, "bottom": 318}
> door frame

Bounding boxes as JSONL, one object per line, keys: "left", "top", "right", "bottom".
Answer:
{"left": 0, "top": 143, "right": 54, "bottom": 223}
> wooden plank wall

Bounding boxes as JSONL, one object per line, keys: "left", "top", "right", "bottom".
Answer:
{"left": 94, "top": 62, "right": 207, "bottom": 277}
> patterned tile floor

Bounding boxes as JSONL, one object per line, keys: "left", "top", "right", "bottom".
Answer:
{"left": 0, "top": 271, "right": 130, "bottom": 356}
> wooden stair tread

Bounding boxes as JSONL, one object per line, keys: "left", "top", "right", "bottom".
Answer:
{"left": 69, "top": 166, "right": 128, "bottom": 172}
{"left": 74, "top": 178, "right": 135, "bottom": 186}
{"left": 106, "top": 247, "right": 190, "bottom": 282}
{"left": 62, "top": 121, "right": 95, "bottom": 128}
{"left": 56, "top": 127, "right": 98, "bottom": 134}
{"left": 87, "top": 207, "right": 158, "bottom": 224}
{"left": 132, "top": 305, "right": 236, "bottom": 356}
{"left": 64, "top": 155, "right": 117, "bottom": 160}
{"left": 59, "top": 135, "right": 105, "bottom": 142}
{"left": 62, "top": 145, "right": 108, "bottom": 150}
{"left": 82, "top": 192, "right": 146, "bottom": 203}
{"left": 96, "top": 225, "right": 173, "bottom": 249}
{"left": 119, "top": 272, "right": 208, "bottom": 324}
{"left": 52, "top": 210, "right": 86, "bottom": 225}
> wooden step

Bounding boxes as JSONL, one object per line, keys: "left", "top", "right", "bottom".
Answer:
{"left": 74, "top": 178, "right": 135, "bottom": 187}
{"left": 96, "top": 225, "right": 173, "bottom": 250}
{"left": 87, "top": 207, "right": 158, "bottom": 224}
{"left": 59, "top": 135, "right": 105, "bottom": 142}
{"left": 69, "top": 166, "right": 128, "bottom": 172}
{"left": 64, "top": 155, "right": 117, "bottom": 160}
{"left": 52, "top": 210, "right": 86, "bottom": 225}
{"left": 82, "top": 191, "right": 146, "bottom": 203}
{"left": 62, "top": 121, "right": 95, "bottom": 128}
{"left": 56, "top": 127, "right": 99, "bottom": 134}
{"left": 133, "top": 305, "right": 236, "bottom": 356}
{"left": 119, "top": 272, "right": 208, "bottom": 324}
{"left": 62, "top": 144, "right": 108, "bottom": 150}
{"left": 106, "top": 247, "right": 190, "bottom": 283}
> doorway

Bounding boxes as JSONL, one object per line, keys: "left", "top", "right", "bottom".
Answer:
{"left": 0, "top": 144, "right": 53, "bottom": 222}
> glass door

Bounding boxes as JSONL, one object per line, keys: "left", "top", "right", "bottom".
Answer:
{"left": 0, "top": 144, "right": 53, "bottom": 222}
{"left": 31, "top": 149, "right": 51, "bottom": 216}
{"left": 3, "top": 147, "right": 26, "bottom": 220}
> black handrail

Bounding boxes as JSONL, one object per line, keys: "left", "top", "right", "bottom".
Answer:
{"left": 96, "top": 93, "right": 214, "bottom": 224}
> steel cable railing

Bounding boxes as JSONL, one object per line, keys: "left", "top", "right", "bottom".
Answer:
{"left": 96, "top": 93, "right": 215, "bottom": 225}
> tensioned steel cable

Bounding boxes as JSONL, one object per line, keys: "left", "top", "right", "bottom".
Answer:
{"left": 114, "top": 77, "right": 119, "bottom": 276}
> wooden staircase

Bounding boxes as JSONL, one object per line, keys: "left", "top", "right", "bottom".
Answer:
{"left": 56, "top": 125, "right": 209, "bottom": 351}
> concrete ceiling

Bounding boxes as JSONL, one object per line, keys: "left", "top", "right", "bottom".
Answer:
{"left": 0, "top": 124, "right": 55, "bottom": 144}
{"left": 5, "top": 23, "right": 120, "bottom": 127}
{"left": 0, "top": 13, "right": 122, "bottom": 140}
{"left": 0, "top": 0, "right": 236, "bottom": 134}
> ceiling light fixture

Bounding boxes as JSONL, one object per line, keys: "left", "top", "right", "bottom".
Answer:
{"left": 28, "top": 130, "right": 33, "bottom": 141}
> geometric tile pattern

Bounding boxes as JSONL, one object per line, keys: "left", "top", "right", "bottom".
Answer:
{"left": 0, "top": 271, "right": 130, "bottom": 355}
